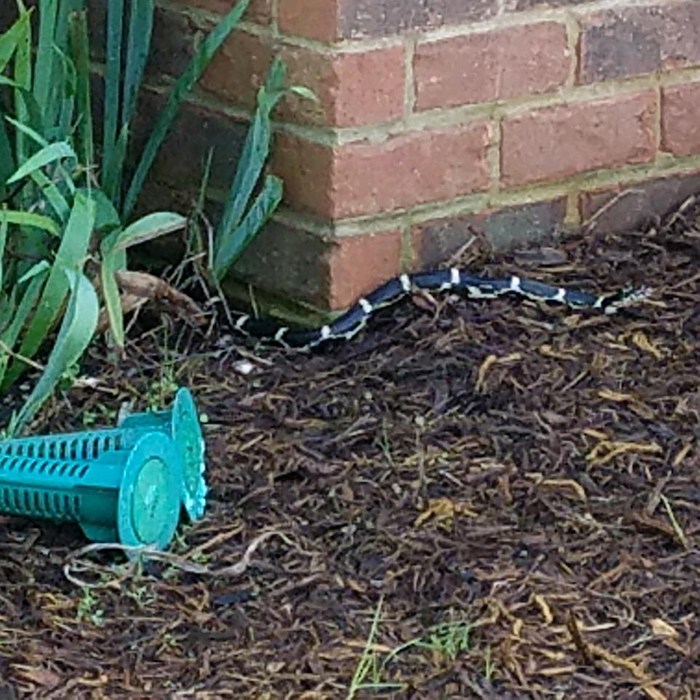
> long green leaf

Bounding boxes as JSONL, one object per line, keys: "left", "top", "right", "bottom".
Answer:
{"left": 1, "top": 210, "right": 60, "bottom": 236}
{"left": 213, "top": 174, "right": 282, "bottom": 281}
{"left": 12, "top": 269, "right": 99, "bottom": 433}
{"left": 215, "top": 56, "right": 290, "bottom": 250}
{"left": 29, "top": 169, "right": 70, "bottom": 222}
{"left": 102, "top": 122, "right": 129, "bottom": 205}
{"left": 122, "top": 0, "right": 251, "bottom": 219}
{"left": 5, "top": 89, "right": 47, "bottom": 144}
{"left": 55, "top": 0, "right": 85, "bottom": 48}
{"left": 69, "top": 11, "right": 93, "bottom": 169}
{"left": 77, "top": 187, "right": 120, "bottom": 234}
{"left": 108, "top": 211, "right": 186, "bottom": 252}
{"left": 52, "top": 44, "right": 77, "bottom": 141}
{"left": 0, "top": 271, "right": 47, "bottom": 388}
{"left": 5, "top": 192, "right": 95, "bottom": 386}
{"left": 0, "top": 10, "right": 30, "bottom": 75}
{"left": 0, "top": 212, "right": 7, "bottom": 290}
{"left": 122, "top": 0, "right": 153, "bottom": 131}
{"left": 102, "top": 0, "right": 124, "bottom": 201}
{"left": 4, "top": 114, "right": 50, "bottom": 148}
{"left": 6, "top": 141, "right": 76, "bottom": 184}
{"left": 216, "top": 109, "right": 269, "bottom": 248}
{"left": 0, "top": 290, "right": 14, "bottom": 336}
{"left": 34, "top": 0, "right": 58, "bottom": 114}
{"left": 100, "top": 248, "right": 123, "bottom": 349}
{"left": 13, "top": 1, "right": 32, "bottom": 170}
{"left": 0, "top": 110, "right": 14, "bottom": 199}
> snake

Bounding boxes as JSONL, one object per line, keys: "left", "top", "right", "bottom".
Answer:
{"left": 233, "top": 267, "right": 651, "bottom": 350}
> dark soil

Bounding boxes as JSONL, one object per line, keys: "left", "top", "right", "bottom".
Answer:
{"left": 2, "top": 201, "right": 700, "bottom": 699}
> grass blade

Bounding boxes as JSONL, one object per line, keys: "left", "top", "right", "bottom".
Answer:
{"left": 122, "top": 0, "right": 153, "bottom": 131}
{"left": 213, "top": 174, "right": 282, "bottom": 281}
{"left": 3, "top": 192, "right": 95, "bottom": 387}
{"left": 1, "top": 210, "right": 60, "bottom": 236}
{"left": 29, "top": 169, "right": 71, "bottom": 222}
{"left": 102, "top": 123, "right": 129, "bottom": 206}
{"left": 4, "top": 114, "right": 50, "bottom": 148}
{"left": 102, "top": 0, "right": 124, "bottom": 202}
{"left": 5, "top": 89, "right": 47, "bottom": 144}
{"left": 108, "top": 211, "right": 187, "bottom": 252}
{"left": 0, "top": 212, "right": 7, "bottom": 290}
{"left": 216, "top": 56, "right": 290, "bottom": 249}
{"left": 122, "top": 0, "right": 251, "bottom": 219}
{"left": 100, "top": 247, "right": 124, "bottom": 349}
{"left": 33, "top": 0, "right": 58, "bottom": 116}
{"left": 0, "top": 272, "right": 47, "bottom": 387}
{"left": 13, "top": 1, "right": 33, "bottom": 169}
{"left": 12, "top": 269, "right": 99, "bottom": 433}
{"left": 69, "top": 10, "right": 93, "bottom": 169}
{"left": 0, "top": 109, "right": 15, "bottom": 199}
{"left": 216, "top": 108, "right": 268, "bottom": 246}
{"left": 54, "top": 45, "right": 77, "bottom": 139}
{"left": 0, "top": 11, "right": 29, "bottom": 75}
{"left": 6, "top": 141, "right": 76, "bottom": 184}
{"left": 55, "top": 0, "right": 85, "bottom": 58}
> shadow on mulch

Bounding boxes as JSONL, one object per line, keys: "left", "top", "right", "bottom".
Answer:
{"left": 2, "top": 203, "right": 700, "bottom": 699}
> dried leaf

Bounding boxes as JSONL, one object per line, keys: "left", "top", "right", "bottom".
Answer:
{"left": 540, "top": 478, "right": 587, "bottom": 502}
{"left": 539, "top": 343, "right": 579, "bottom": 361}
{"left": 650, "top": 618, "right": 678, "bottom": 639}
{"left": 475, "top": 353, "right": 521, "bottom": 393}
{"left": 587, "top": 439, "right": 662, "bottom": 466}
{"left": 533, "top": 594, "right": 554, "bottom": 625}
{"left": 415, "top": 498, "right": 478, "bottom": 529}
{"left": 632, "top": 331, "right": 663, "bottom": 360}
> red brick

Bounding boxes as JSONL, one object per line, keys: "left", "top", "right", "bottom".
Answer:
{"left": 131, "top": 91, "right": 249, "bottom": 191}
{"left": 273, "top": 124, "right": 493, "bottom": 219}
{"left": 413, "top": 199, "right": 566, "bottom": 265}
{"left": 231, "top": 222, "right": 402, "bottom": 310}
{"left": 233, "top": 222, "right": 333, "bottom": 308}
{"left": 328, "top": 230, "right": 403, "bottom": 308}
{"left": 169, "top": 0, "right": 272, "bottom": 24}
{"left": 579, "top": 3, "right": 700, "bottom": 84}
{"left": 280, "top": 46, "right": 406, "bottom": 127}
{"left": 272, "top": 137, "right": 336, "bottom": 218}
{"left": 200, "top": 29, "right": 273, "bottom": 109}
{"left": 580, "top": 172, "right": 700, "bottom": 233}
{"left": 338, "top": 0, "right": 497, "bottom": 38}
{"left": 661, "top": 83, "right": 700, "bottom": 157}
{"left": 279, "top": 0, "right": 498, "bottom": 40}
{"left": 414, "top": 23, "right": 569, "bottom": 111}
{"left": 505, "top": 0, "right": 596, "bottom": 9}
{"left": 501, "top": 92, "right": 656, "bottom": 187}
{"left": 278, "top": 0, "right": 339, "bottom": 41}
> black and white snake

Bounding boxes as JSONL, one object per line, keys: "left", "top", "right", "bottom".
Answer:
{"left": 234, "top": 268, "right": 651, "bottom": 350}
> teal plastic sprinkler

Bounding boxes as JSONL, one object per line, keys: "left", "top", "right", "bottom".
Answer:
{"left": 0, "top": 388, "right": 207, "bottom": 522}
{"left": 118, "top": 388, "right": 207, "bottom": 520}
{"left": 0, "top": 432, "right": 182, "bottom": 549}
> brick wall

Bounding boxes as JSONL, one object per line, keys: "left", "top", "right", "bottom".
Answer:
{"left": 138, "top": 1, "right": 700, "bottom": 309}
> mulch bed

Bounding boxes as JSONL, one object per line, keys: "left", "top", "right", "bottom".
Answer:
{"left": 2, "top": 199, "right": 700, "bottom": 699}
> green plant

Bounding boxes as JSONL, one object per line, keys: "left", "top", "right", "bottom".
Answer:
{"left": 0, "top": 0, "right": 308, "bottom": 433}
{"left": 347, "top": 602, "right": 473, "bottom": 698}
{"left": 347, "top": 597, "right": 404, "bottom": 699}
{"left": 208, "top": 55, "right": 314, "bottom": 282}
{"left": 76, "top": 586, "right": 105, "bottom": 627}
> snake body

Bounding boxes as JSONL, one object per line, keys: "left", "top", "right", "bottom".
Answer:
{"left": 234, "top": 268, "right": 650, "bottom": 350}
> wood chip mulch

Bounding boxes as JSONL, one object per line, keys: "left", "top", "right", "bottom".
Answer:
{"left": 2, "top": 199, "right": 700, "bottom": 699}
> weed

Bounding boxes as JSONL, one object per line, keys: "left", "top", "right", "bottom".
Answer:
{"left": 347, "top": 601, "right": 473, "bottom": 698}
{"left": 76, "top": 587, "right": 105, "bottom": 627}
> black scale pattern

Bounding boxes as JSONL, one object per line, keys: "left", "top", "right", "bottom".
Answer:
{"left": 234, "top": 268, "right": 650, "bottom": 350}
